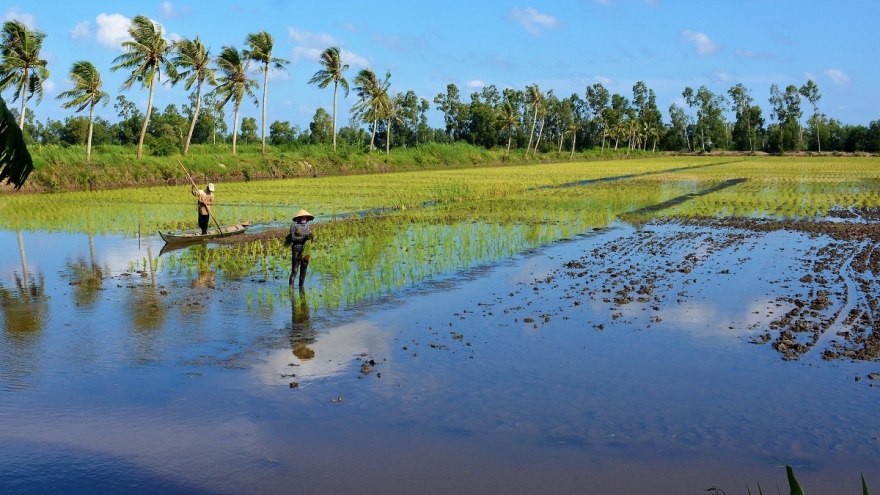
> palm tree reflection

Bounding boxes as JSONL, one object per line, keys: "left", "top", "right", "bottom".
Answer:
{"left": 65, "top": 233, "right": 106, "bottom": 308}
{"left": 126, "top": 247, "right": 166, "bottom": 363}
{"left": 0, "top": 231, "right": 48, "bottom": 389}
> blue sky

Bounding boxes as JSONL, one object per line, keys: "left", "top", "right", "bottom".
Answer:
{"left": 3, "top": 0, "right": 877, "bottom": 132}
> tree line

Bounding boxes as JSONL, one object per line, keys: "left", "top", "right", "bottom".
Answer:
{"left": 3, "top": 16, "right": 880, "bottom": 164}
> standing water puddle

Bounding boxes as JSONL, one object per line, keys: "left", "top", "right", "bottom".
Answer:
{"left": 1, "top": 218, "right": 878, "bottom": 494}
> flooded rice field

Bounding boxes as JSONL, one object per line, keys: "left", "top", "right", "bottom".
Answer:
{"left": 1, "top": 158, "right": 879, "bottom": 493}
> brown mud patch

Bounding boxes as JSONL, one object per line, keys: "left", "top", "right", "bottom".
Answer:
{"left": 484, "top": 210, "right": 880, "bottom": 365}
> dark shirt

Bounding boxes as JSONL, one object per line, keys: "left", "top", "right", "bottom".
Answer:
{"left": 290, "top": 222, "right": 313, "bottom": 252}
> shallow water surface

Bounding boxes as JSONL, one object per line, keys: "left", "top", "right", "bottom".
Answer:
{"left": 1, "top": 224, "right": 878, "bottom": 494}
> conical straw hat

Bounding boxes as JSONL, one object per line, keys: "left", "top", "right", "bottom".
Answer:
{"left": 293, "top": 209, "right": 314, "bottom": 221}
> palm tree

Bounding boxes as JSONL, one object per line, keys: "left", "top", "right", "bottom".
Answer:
{"left": 496, "top": 101, "right": 519, "bottom": 155}
{"left": 243, "top": 31, "right": 289, "bottom": 155}
{"left": 308, "top": 46, "right": 349, "bottom": 151}
{"left": 110, "top": 14, "right": 177, "bottom": 160}
{"left": 172, "top": 37, "right": 215, "bottom": 155}
{"left": 56, "top": 61, "right": 109, "bottom": 162}
{"left": 524, "top": 84, "right": 542, "bottom": 157}
{"left": 351, "top": 69, "right": 391, "bottom": 151}
{"left": 0, "top": 20, "right": 49, "bottom": 130}
{"left": 211, "top": 45, "right": 258, "bottom": 155}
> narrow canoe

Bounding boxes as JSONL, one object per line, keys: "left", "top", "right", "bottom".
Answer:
{"left": 159, "top": 222, "right": 251, "bottom": 244}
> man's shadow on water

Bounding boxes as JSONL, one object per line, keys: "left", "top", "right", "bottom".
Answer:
{"left": 290, "top": 290, "right": 315, "bottom": 361}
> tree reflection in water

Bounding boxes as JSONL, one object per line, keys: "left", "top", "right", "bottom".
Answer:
{"left": 65, "top": 234, "right": 106, "bottom": 308}
{"left": 126, "top": 247, "right": 166, "bottom": 363}
{"left": 0, "top": 231, "right": 48, "bottom": 389}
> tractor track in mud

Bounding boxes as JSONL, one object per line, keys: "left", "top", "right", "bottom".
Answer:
{"left": 526, "top": 210, "right": 880, "bottom": 366}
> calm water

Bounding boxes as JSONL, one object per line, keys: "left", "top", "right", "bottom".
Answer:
{"left": 1, "top": 225, "right": 878, "bottom": 494}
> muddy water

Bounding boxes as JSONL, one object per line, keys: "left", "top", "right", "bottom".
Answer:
{"left": 1, "top": 224, "right": 878, "bottom": 494}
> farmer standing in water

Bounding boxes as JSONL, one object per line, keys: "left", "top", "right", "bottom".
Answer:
{"left": 289, "top": 209, "right": 315, "bottom": 287}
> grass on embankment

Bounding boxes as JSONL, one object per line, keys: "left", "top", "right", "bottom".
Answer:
{"left": 14, "top": 141, "right": 654, "bottom": 193}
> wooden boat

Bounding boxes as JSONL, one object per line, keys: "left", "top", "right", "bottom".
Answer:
{"left": 159, "top": 222, "right": 251, "bottom": 244}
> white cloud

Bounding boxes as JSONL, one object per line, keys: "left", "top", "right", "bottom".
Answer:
{"left": 70, "top": 21, "right": 91, "bottom": 40}
{"left": 510, "top": 7, "right": 562, "bottom": 36}
{"left": 340, "top": 49, "right": 369, "bottom": 68}
{"left": 593, "top": 75, "right": 614, "bottom": 86}
{"left": 160, "top": 2, "right": 175, "bottom": 18}
{"left": 42, "top": 80, "right": 55, "bottom": 94}
{"left": 712, "top": 71, "right": 732, "bottom": 83}
{"left": 267, "top": 67, "right": 290, "bottom": 82}
{"left": 287, "top": 27, "right": 340, "bottom": 47}
{"left": 0, "top": 8, "right": 37, "bottom": 28}
{"left": 159, "top": 2, "right": 193, "bottom": 19}
{"left": 288, "top": 27, "right": 369, "bottom": 68}
{"left": 823, "top": 68, "right": 851, "bottom": 85}
{"left": 466, "top": 80, "right": 485, "bottom": 88}
{"left": 95, "top": 13, "right": 131, "bottom": 50}
{"left": 292, "top": 46, "right": 323, "bottom": 63}
{"left": 680, "top": 30, "right": 717, "bottom": 56}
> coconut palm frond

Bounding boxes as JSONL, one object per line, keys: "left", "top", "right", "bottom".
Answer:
{"left": 0, "top": 98, "right": 34, "bottom": 189}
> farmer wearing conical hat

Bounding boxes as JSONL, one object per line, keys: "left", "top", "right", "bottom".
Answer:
{"left": 289, "top": 209, "right": 315, "bottom": 287}
{"left": 191, "top": 182, "right": 215, "bottom": 235}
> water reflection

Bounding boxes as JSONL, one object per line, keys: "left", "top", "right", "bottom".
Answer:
{"left": 124, "top": 247, "right": 166, "bottom": 363}
{"left": 190, "top": 250, "right": 215, "bottom": 289}
{"left": 66, "top": 234, "right": 107, "bottom": 308}
{"left": 0, "top": 231, "right": 49, "bottom": 389}
{"left": 290, "top": 290, "right": 315, "bottom": 361}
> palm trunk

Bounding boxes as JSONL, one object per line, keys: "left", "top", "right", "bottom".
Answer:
{"left": 370, "top": 117, "right": 377, "bottom": 150}
{"left": 184, "top": 82, "right": 202, "bottom": 156}
{"left": 17, "top": 230, "right": 28, "bottom": 292}
{"left": 332, "top": 81, "right": 338, "bottom": 151}
{"left": 386, "top": 118, "right": 390, "bottom": 154}
{"left": 569, "top": 132, "right": 576, "bottom": 159}
{"left": 261, "top": 66, "right": 269, "bottom": 155}
{"left": 18, "top": 66, "right": 29, "bottom": 130}
{"left": 817, "top": 119, "right": 822, "bottom": 152}
{"left": 525, "top": 105, "right": 538, "bottom": 156}
{"left": 87, "top": 100, "right": 95, "bottom": 163}
{"left": 506, "top": 129, "right": 512, "bottom": 155}
{"left": 533, "top": 116, "right": 545, "bottom": 157}
{"left": 232, "top": 105, "right": 240, "bottom": 155}
{"left": 137, "top": 76, "right": 157, "bottom": 160}
{"left": 600, "top": 123, "right": 606, "bottom": 152}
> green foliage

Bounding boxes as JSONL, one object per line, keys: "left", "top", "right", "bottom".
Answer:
{"left": 239, "top": 117, "right": 258, "bottom": 144}
{"left": 309, "top": 108, "right": 332, "bottom": 145}
{"left": 0, "top": 98, "right": 34, "bottom": 188}
{"left": 786, "top": 465, "right": 806, "bottom": 495}
{"left": 0, "top": 20, "right": 50, "bottom": 129}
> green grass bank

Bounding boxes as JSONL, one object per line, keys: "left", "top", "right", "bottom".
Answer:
{"left": 14, "top": 141, "right": 654, "bottom": 193}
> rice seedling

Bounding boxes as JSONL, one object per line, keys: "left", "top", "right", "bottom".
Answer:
{"left": 9, "top": 156, "right": 880, "bottom": 314}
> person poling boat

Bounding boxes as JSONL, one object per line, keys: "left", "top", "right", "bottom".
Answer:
{"left": 191, "top": 182, "right": 215, "bottom": 235}
{"left": 289, "top": 209, "right": 315, "bottom": 287}
{"left": 177, "top": 159, "right": 221, "bottom": 235}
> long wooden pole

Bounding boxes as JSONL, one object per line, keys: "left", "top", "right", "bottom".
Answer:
{"left": 177, "top": 160, "right": 222, "bottom": 234}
